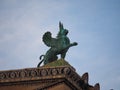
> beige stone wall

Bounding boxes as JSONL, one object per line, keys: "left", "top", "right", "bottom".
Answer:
{"left": 49, "top": 83, "right": 72, "bottom": 90}
{"left": 0, "top": 84, "right": 42, "bottom": 90}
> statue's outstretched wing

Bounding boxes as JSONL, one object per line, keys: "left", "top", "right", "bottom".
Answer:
{"left": 42, "top": 32, "right": 56, "bottom": 47}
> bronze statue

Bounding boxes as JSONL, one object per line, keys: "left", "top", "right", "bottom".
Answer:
{"left": 37, "top": 22, "right": 78, "bottom": 67}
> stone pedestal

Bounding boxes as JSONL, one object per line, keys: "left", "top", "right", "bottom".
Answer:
{"left": 0, "top": 59, "right": 100, "bottom": 90}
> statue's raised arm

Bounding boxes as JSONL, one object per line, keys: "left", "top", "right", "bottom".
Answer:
{"left": 37, "top": 22, "right": 78, "bottom": 67}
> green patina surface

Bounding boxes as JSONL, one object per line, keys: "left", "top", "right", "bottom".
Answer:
{"left": 37, "top": 22, "right": 78, "bottom": 67}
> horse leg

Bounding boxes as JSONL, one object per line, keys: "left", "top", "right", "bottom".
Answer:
{"left": 44, "top": 48, "right": 58, "bottom": 65}
{"left": 61, "top": 52, "right": 66, "bottom": 59}
{"left": 44, "top": 50, "right": 51, "bottom": 65}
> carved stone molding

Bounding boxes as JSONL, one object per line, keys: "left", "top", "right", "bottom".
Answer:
{"left": 0, "top": 66, "right": 80, "bottom": 86}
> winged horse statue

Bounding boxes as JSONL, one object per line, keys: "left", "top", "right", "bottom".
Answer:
{"left": 37, "top": 22, "right": 78, "bottom": 67}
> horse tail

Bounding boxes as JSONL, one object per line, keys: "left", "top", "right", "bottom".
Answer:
{"left": 40, "top": 55, "right": 44, "bottom": 60}
{"left": 37, "top": 55, "right": 45, "bottom": 67}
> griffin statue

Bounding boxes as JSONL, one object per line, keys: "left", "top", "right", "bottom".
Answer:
{"left": 37, "top": 22, "right": 78, "bottom": 67}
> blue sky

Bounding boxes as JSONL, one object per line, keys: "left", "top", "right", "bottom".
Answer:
{"left": 0, "top": 0, "right": 120, "bottom": 90}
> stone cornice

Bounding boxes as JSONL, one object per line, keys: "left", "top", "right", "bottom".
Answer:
{"left": 0, "top": 66, "right": 82, "bottom": 89}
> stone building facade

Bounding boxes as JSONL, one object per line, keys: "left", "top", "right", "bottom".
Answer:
{"left": 0, "top": 59, "right": 100, "bottom": 90}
